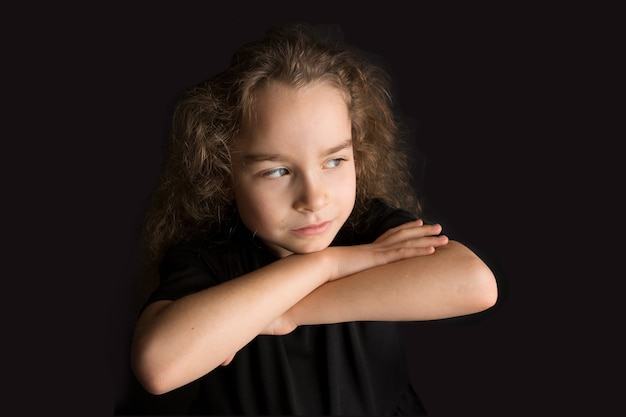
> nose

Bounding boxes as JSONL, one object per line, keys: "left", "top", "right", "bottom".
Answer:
{"left": 293, "top": 172, "right": 328, "bottom": 212}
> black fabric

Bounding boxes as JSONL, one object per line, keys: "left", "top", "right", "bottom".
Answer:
{"left": 146, "top": 199, "right": 427, "bottom": 415}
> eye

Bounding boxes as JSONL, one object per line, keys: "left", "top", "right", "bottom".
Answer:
{"left": 325, "top": 158, "right": 346, "bottom": 168}
{"left": 263, "top": 167, "right": 290, "bottom": 178}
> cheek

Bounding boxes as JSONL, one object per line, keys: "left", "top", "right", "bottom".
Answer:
{"left": 234, "top": 183, "right": 281, "bottom": 229}
{"left": 339, "top": 164, "right": 357, "bottom": 198}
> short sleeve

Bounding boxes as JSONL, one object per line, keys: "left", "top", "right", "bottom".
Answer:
{"left": 145, "top": 244, "right": 217, "bottom": 305}
{"left": 345, "top": 199, "right": 418, "bottom": 244}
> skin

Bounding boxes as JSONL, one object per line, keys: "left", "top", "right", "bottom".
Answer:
{"left": 231, "top": 81, "right": 357, "bottom": 258}
{"left": 131, "top": 80, "right": 498, "bottom": 395}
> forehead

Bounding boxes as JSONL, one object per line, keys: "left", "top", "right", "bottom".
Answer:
{"left": 237, "top": 81, "right": 351, "bottom": 149}
{"left": 245, "top": 80, "right": 347, "bottom": 120}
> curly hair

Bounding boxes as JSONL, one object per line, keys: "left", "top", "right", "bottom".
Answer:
{"left": 142, "top": 22, "right": 421, "bottom": 266}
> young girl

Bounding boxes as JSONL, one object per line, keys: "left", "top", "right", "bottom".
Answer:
{"left": 130, "top": 22, "right": 498, "bottom": 415}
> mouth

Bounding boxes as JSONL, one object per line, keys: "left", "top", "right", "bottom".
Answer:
{"left": 291, "top": 221, "right": 332, "bottom": 237}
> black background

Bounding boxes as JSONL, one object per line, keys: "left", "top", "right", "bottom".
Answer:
{"left": 4, "top": 3, "right": 619, "bottom": 417}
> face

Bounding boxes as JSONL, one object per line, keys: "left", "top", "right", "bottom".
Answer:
{"left": 231, "top": 81, "right": 356, "bottom": 258}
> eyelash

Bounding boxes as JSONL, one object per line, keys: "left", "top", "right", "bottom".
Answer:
{"left": 261, "top": 158, "right": 347, "bottom": 178}
{"left": 263, "top": 167, "right": 289, "bottom": 178}
{"left": 325, "top": 157, "right": 345, "bottom": 168}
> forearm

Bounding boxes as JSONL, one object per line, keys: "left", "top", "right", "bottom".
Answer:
{"left": 132, "top": 251, "right": 332, "bottom": 394}
{"left": 287, "top": 240, "right": 498, "bottom": 325}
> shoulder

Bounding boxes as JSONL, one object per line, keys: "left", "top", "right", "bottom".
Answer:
{"left": 148, "top": 225, "right": 270, "bottom": 304}
{"left": 336, "top": 198, "right": 417, "bottom": 244}
{"left": 161, "top": 220, "right": 274, "bottom": 281}
{"left": 365, "top": 198, "right": 417, "bottom": 229}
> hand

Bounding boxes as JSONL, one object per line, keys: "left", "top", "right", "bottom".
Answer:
{"left": 330, "top": 219, "right": 449, "bottom": 280}
{"left": 220, "top": 354, "right": 235, "bottom": 366}
{"left": 259, "top": 313, "right": 298, "bottom": 336}
{"left": 220, "top": 313, "right": 297, "bottom": 366}
{"left": 373, "top": 219, "right": 447, "bottom": 248}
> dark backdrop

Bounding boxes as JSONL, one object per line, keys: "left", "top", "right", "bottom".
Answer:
{"left": 5, "top": 3, "right": 617, "bottom": 417}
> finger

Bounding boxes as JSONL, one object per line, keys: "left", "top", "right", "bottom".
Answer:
{"left": 391, "top": 220, "right": 442, "bottom": 236}
{"left": 418, "top": 234, "right": 448, "bottom": 248}
{"left": 375, "top": 222, "right": 443, "bottom": 244}
{"left": 220, "top": 354, "right": 235, "bottom": 366}
{"left": 378, "top": 244, "right": 437, "bottom": 263}
{"left": 390, "top": 234, "right": 448, "bottom": 250}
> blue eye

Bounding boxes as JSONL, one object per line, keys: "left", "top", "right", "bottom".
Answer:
{"left": 263, "top": 167, "right": 289, "bottom": 178}
{"left": 325, "top": 158, "right": 345, "bottom": 168}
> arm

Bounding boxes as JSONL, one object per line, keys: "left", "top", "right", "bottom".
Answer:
{"left": 131, "top": 220, "right": 443, "bottom": 394}
{"left": 286, "top": 239, "right": 498, "bottom": 326}
{"left": 132, "top": 252, "right": 330, "bottom": 395}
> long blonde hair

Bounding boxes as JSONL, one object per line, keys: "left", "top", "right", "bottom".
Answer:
{"left": 142, "top": 22, "right": 421, "bottom": 266}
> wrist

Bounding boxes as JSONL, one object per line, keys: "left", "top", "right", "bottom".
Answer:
{"left": 314, "top": 247, "right": 339, "bottom": 282}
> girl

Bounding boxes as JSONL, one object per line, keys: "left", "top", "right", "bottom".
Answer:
{"left": 131, "top": 22, "right": 498, "bottom": 415}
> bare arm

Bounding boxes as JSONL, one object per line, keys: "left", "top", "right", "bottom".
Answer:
{"left": 131, "top": 220, "right": 443, "bottom": 394}
{"left": 132, "top": 252, "right": 334, "bottom": 395}
{"left": 286, "top": 239, "right": 498, "bottom": 326}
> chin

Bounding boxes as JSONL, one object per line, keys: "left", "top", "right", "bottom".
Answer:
{"left": 292, "top": 241, "right": 333, "bottom": 255}
{"left": 265, "top": 235, "right": 336, "bottom": 258}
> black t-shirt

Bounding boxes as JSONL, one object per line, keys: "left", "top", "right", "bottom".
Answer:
{"left": 146, "top": 199, "right": 427, "bottom": 415}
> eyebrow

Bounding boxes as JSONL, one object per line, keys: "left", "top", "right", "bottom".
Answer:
{"left": 242, "top": 138, "right": 353, "bottom": 163}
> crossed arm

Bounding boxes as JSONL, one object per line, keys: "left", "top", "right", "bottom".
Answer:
{"left": 131, "top": 220, "right": 498, "bottom": 394}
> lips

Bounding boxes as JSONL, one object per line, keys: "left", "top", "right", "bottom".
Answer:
{"left": 291, "top": 221, "right": 331, "bottom": 237}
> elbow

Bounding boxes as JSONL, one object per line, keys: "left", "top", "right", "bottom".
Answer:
{"left": 132, "top": 365, "right": 170, "bottom": 396}
{"left": 134, "top": 372, "right": 171, "bottom": 396}
{"left": 130, "top": 339, "right": 179, "bottom": 395}
{"left": 464, "top": 258, "right": 498, "bottom": 314}
{"left": 130, "top": 335, "right": 225, "bottom": 395}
